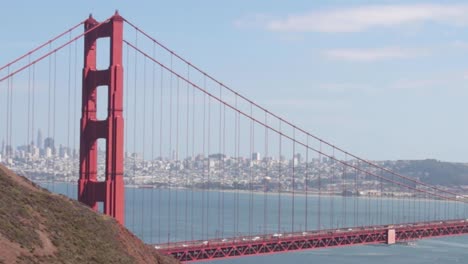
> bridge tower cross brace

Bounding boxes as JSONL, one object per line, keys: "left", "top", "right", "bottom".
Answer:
{"left": 78, "top": 12, "right": 125, "bottom": 224}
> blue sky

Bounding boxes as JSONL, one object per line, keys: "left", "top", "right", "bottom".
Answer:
{"left": 1, "top": 1, "right": 468, "bottom": 161}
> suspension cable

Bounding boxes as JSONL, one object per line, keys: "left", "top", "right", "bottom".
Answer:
{"left": 0, "top": 19, "right": 109, "bottom": 83}
{"left": 122, "top": 19, "right": 463, "bottom": 200}
{"left": 123, "top": 40, "right": 464, "bottom": 204}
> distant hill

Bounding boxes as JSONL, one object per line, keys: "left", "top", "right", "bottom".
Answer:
{"left": 387, "top": 159, "right": 468, "bottom": 186}
{"left": 0, "top": 165, "right": 179, "bottom": 264}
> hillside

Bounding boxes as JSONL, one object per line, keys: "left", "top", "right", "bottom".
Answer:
{"left": 0, "top": 165, "right": 178, "bottom": 264}
{"left": 386, "top": 159, "right": 468, "bottom": 186}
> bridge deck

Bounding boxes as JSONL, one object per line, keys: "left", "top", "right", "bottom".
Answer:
{"left": 157, "top": 219, "right": 468, "bottom": 262}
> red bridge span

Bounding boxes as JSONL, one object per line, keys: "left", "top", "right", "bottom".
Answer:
{"left": 159, "top": 220, "right": 468, "bottom": 262}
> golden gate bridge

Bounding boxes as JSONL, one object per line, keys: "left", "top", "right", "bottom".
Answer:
{"left": 1, "top": 12, "right": 468, "bottom": 262}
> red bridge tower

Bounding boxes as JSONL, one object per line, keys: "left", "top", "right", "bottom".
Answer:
{"left": 78, "top": 12, "right": 125, "bottom": 224}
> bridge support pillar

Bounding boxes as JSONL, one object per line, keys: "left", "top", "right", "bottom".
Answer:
{"left": 79, "top": 12, "right": 125, "bottom": 224}
{"left": 387, "top": 229, "right": 396, "bottom": 244}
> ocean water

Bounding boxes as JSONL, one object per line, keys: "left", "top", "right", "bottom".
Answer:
{"left": 45, "top": 183, "right": 468, "bottom": 264}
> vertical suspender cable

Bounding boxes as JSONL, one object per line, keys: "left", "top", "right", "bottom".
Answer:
{"left": 207, "top": 95, "right": 211, "bottom": 239}
{"left": 403, "top": 178, "right": 407, "bottom": 223}
{"left": 167, "top": 54, "right": 173, "bottom": 244}
{"left": 185, "top": 65, "right": 190, "bottom": 242}
{"left": 133, "top": 32, "right": 139, "bottom": 233}
{"left": 47, "top": 44, "right": 51, "bottom": 190}
{"left": 343, "top": 154, "right": 347, "bottom": 227}
{"left": 202, "top": 90, "right": 206, "bottom": 240}
{"left": 191, "top": 75, "right": 195, "bottom": 241}
{"left": 424, "top": 191, "right": 427, "bottom": 222}
{"left": 392, "top": 173, "right": 395, "bottom": 224}
{"left": 455, "top": 193, "right": 458, "bottom": 219}
{"left": 379, "top": 171, "right": 384, "bottom": 225}
{"left": 66, "top": 33, "right": 72, "bottom": 196}
{"left": 264, "top": 112, "right": 268, "bottom": 235}
{"left": 73, "top": 39, "right": 78, "bottom": 185}
{"left": 220, "top": 84, "right": 226, "bottom": 239}
{"left": 217, "top": 85, "right": 222, "bottom": 239}
{"left": 52, "top": 52, "right": 57, "bottom": 192}
{"left": 27, "top": 55, "right": 31, "bottom": 163}
{"left": 418, "top": 182, "right": 421, "bottom": 222}
{"left": 249, "top": 104, "right": 253, "bottom": 237}
{"left": 235, "top": 96, "right": 240, "bottom": 237}
{"left": 151, "top": 43, "right": 156, "bottom": 244}
{"left": 413, "top": 179, "right": 416, "bottom": 223}
{"left": 331, "top": 147, "right": 335, "bottom": 228}
{"left": 124, "top": 41, "right": 129, "bottom": 220}
{"left": 141, "top": 56, "right": 147, "bottom": 240}
{"left": 318, "top": 141, "right": 322, "bottom": 231}
{"left": 9, "top": 74, "right": 13, "bottom": 160}
{"left": 278, "top": 120, "right": 282, "bottom": 234}
{"left": 252, "top": 105, "right": 255, "bottom": 236}
{"left": 367, "top": 173, "right": 371, "bottom": 226}
{"left": 305, "top": 136, "right": 309, "bottom": 231}
{"left": 124, "top": 42, "right": 130, "bottom": 225}
{"left": 32, "top": 63, "right": 36, "bottom": 166}
{"left": 175, "top": 77, "right": 180, "bottom": 241}
{"left": 4, "top": 67, "right": 9, "bottom": 160}
{"left": 291, "top": 128, "right": 295, "bottom": 233}
{"left": 158, "top": 65, "right": 164, "bottom": 243}
{"left": 222, "top": 99, "right": 226, "bottom": 238}
{"left": 354, "top": 166, "right": 358, "bottom": 227}
{"left": 234, "top": 95, "right": 238, "bottom": 237}
{"left": 9, "top": 76, "right": 13, "bottom": 162}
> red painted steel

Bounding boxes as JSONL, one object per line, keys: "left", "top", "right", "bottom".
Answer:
{"left": 78, "top": 11, "right": 125, "bottom": 224}
{"left": 159, "top": 220, "right": 468, "bottom": 262}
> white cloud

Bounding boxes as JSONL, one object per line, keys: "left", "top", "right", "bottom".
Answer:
{"left": 390, "top": 78, "right": 441, "bottom": 90}
{"left": 317, "top": 82, "right": 374, "bottom": 94}
{"left": 452, "top": 40, "right": 468, "bottom": 50}
{"left": 323, "top": 47, "right": 426, "bottom": 62}
{"left": 234, "top": 14, "right": 273, "bottom": 29}
{"left": 389, "top": 70, "right": 468, "bottom": 90}
{"left": 239, "top": 4, "right": 468, "bottom": 33}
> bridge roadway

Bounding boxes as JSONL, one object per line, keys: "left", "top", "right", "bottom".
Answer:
{"left": 156, "top": 219, "right": 468, "bottom": 262}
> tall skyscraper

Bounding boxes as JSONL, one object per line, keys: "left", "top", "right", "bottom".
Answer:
{"left": 37, "top": 129, "right": 43, "bottom": 150}
{"left": 44, "top": 137, "right": 55, "bottom": 153}
{"left": 252, "top": 152, "right": 261, "bottom": 161}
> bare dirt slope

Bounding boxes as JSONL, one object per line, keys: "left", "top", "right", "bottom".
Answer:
{"left": 0, "top": 165, "right": 179, "bottom": 264}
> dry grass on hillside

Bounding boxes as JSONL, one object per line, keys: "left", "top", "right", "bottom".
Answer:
{"left": 0, "top": 165, "right": 178, "bottom": 264}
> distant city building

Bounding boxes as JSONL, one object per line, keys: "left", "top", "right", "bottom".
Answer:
{"left": 37, "top": 129, "right": 43, "bottom": 150}
{"left": 293, "top": 153, "right": 301, "bottom": 166}
{"left": 294, "top": 153, "right": 302, "bottom": 163}
{"left": 5, "top": 145, "right": 13, "bottom": 157}
{"left": 252, "top": 152, "right": 261, "bottom": 161}
{"left": 45, "top": 147, "right": 52, "bottom": 158}
{"left": 32, "top": 146, "right": 40, "bottom": 158}
{"left": 59, "top": 144, "right": 69, "bottom": 159}
{"left": 44, "top": 137, "right": 55, "bottom": 154}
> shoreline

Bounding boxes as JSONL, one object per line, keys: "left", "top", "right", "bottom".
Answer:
{"left": 39, "top": 180, "right": 465, "bottom": 202}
